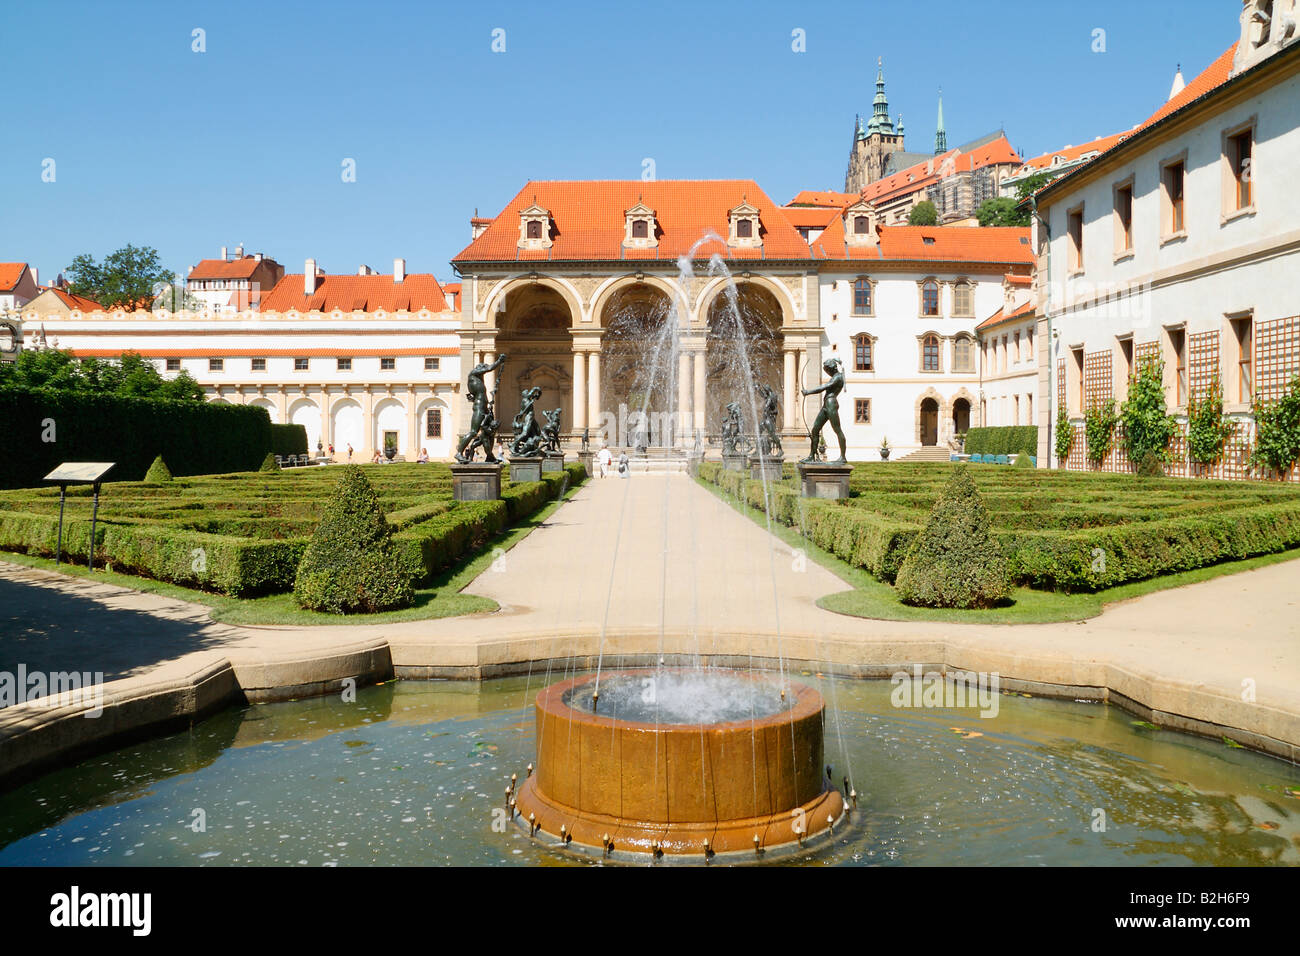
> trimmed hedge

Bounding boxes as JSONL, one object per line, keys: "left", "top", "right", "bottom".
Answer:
{"left": 0, "top": 386, "right": 273, "bottom": 489}
{"left": 963, "top": 426, "right": 1038, "bottom": 458}
{"left": 271, "top": 423, "right": 309, "bottom": 458}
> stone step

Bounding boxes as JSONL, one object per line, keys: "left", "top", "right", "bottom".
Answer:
{"left": 897, "top": 446, "right": 954, "bottom": 462}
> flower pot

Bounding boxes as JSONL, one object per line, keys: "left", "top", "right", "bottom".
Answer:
{"left": 879, "top": 448, "right": 890, "bottom": 461}
{"left": 384, "top": 446, "right": 397, "bottom": 461}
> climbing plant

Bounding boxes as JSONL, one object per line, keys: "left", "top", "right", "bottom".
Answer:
{"left": 1120, "top": 359, "right": 1177, "bottom": 468}
{"left": 1250, "top": 374, "right": 1300, "bottom": 477}
{"left": 1186, "top": 374, "right": 1236, "bottom": 466}
{"left": 1084, "top": 399, "right": 1117, "bottom": 466}
{"left": 1054, "top": 405, "right": 1072, "bottom": 464}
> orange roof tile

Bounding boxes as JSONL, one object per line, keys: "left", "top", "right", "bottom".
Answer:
{"left": 786, "top": 190, "right": 859, "bottom": 208}
{"left": 1005, "top": 274, "right": 1032, "bottom": 286}
{"left": 47, "top": 288, "right": 107, "bottom": 311}
{"left": 66, "top": 347, "right": 458, "bottom": 359}
{"left": 259, "top": 273, "right": 448, "bottom": 313}
{"left": 860, "top": 135, "right": 1022, "bottom": 206}
{"left": 452, "top": 180, "right": 812, "bottom": 263}
{"left": 811, "top": 218, "right": 1033, "bottom": 264}
{"left": 188, "top": 256, "right": 271, "bottom": 280}
{"left": 778, "top": 205, "right": 841, "bottom": 229}
{"left": 976, "top": 299, "right": 1035, "bottom": 333}
{"left": 0, "top": 263, "right": 30, "bottom": 292}
{"left": 1018, "top": 131, "right": 1131, "bottom": 173}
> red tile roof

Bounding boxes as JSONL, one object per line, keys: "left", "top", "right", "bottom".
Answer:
{"left": 188, "top": 256, "right": 271, "bottom": 280}
{"left": 1005, "top": 274, "right": 1032, "bottom": 286}
{"left": 45, "top": 288, "right": 107, "bottom": 311}
{"left": 452, "top": 180, "right": 812, "bottom": 262}
{"left": 779, "top": 205, "right": 841, "bottom": 229}
{"left": 860, "top": 135, "right": 1022, "bottom": 206}
{"left": 976, "top": 299, "right": 1035, "bottom": 333}
{"left": 0, "top": 263, "right": 30, "bottom": 292}
{"left": 1017, "top": 131, "right": 1132, "bottom": 173}
{"left": 66, "top": 347, "right": 459, "bottom": 359}
{"left": 811, "top": 218, "right": 1034, "bottom": 264}
{"left": 786, "top": 190, "right": 859, "bottom": 208}
{"left": 259, "top": 273, "right": 449, "bottom": 313}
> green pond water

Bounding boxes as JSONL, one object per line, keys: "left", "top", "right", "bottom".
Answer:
{"left": 1, "top": 674, "right": 1297, "bottom": 866}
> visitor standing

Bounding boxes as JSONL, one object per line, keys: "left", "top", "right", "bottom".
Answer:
{"left": 347, "top": 444, "right": 353, "bottom": 462}
{"left": 617, "top": 450, "right": 629, "bottom": 478}
{"left": 597, "top": 445, "right": 612, "bottom": 478}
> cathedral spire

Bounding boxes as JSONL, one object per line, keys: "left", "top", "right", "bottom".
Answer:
{"left": 867, "top": 56, "right": 894, "bottom": 135}
{"left": 934, "top": 88, "right": 947, "bottom": 154}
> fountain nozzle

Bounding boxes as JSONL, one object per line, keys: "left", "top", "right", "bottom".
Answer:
{"left": 526, "top": 763, "right": 533, "bottom": 777}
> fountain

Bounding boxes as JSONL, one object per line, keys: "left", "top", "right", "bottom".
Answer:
{"left": 513, "top": 668, "right": 845, "bottom": 857}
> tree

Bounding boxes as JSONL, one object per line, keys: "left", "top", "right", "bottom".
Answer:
{"left": 0, "top": 347, "right": 205, "bottom": 402}
{"left": 1015, "top": 170, "right": 1056, "bottom": 203}
{"left": 66, "top": 245, "right": 175, "bottom": 311}
{"left": 1120, "top": 359, "right": 1177, "bottom": 469}
{"left": 150, "top": 278, "right": 206, "bottom": 314}
{"left": 975, "top": 196, "right": 1029, "bottom": 227}
{"left": 908, "top": 201, "right": 938, "bottom": 226}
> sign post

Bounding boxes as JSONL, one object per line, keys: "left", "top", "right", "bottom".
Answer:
{"left": 42, "top": 463, "right": 115, "bottom": 570}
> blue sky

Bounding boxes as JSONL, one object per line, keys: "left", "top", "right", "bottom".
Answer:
{"left": 3, "top": 0, "right": 1236, "bottom": 286}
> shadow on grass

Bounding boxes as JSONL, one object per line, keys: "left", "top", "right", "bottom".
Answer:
{"left": 696, "top": 475, "right": 1300, "bottom": 626}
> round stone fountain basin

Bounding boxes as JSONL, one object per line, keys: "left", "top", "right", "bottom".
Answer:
{"left": 515, "top": 668, "right": 844, "bottom": 857}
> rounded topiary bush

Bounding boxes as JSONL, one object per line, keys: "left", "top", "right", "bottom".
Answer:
{"left": 894, "top": 466, "right": 1010, "bottom": 609}
{"left": 144, "top": 455, "right": 173, "bottom": 483}
{"left": 293, "top": 465, "right": 414, "bottom": 613}
{"left": 1135, "top": 450, "right": 1165, "bottom": 478}
{"left": 1013, "top": 452, "right": 1035, "bottom": 468}
{"left": 259, "top": 452, "right": 281, "bottom": 473}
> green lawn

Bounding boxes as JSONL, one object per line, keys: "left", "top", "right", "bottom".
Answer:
{"left": 697, "top": 464, "right": 1300, "bottom": 624}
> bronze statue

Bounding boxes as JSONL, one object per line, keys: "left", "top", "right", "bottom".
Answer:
{"left": 456, "top": 353, "right": 507, "bottom": 463}
{"left": 801, "top": 357, "right": 847, "bottom": 464}
{"left": 541, "top": 407, "right": 563, "bottom": 454}
{"left": 581, "top": 427, "right": 590, "bottom": 453}
{"left": 757, "top": 383, "right": 783, "bottom": 458}
{"left": 720, "top": 402, "right": 744, "bottom": 456}
{"left": 510, "top": 386, "right": 544, "bottom": 457}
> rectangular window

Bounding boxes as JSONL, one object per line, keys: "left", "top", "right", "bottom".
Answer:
{"left": 426, "top": 408, "right": 442, "bottom": 438}
{"left": 1233, "top": 317, "right": 1253, "bottom": 403}
{"left": 854, "top": 398, "right": 871, "bottom": 424}
{"left": 1114, "top": 182, "right": 1133, "bottom": 252}
{"left": 1167, "top": 328, "right": 1188, "bottom": 405}
{"left": 208, "top": 358, "right": 224, "bottom": 372}
{"left": 252, "top": 357, "right": 266, "bottom": 372}
{"left": 1071, "top": 347, "right": 1084, "bottom": 415}
{"left": 1026, "top": 393, "right": 1033, "bottom": 425}
{"left": 337, "top": 357, "right": 352, "bottom": 371}
{"left": 166, "top": 358, "right": 180, "bottom": 372}
{"left": 852, "top": 279, "right": 871, "bottom": 315}
{"left": 736, "top": 219, "right": 753, "bottom": 238}
{"left": 1163, "top": 161, "right": 1185, "bottom": 235}
{"left": 631, "top": 219, "right": 648, "bottom": 239}
{"left": 1067, "top": 206, "right": 1084, "bottom": 272}
{"left": 1228, "top": 129, "right": 1253, "bottom": 210}
{"left": 1013, "top": 331, "right": 1022, "bottom": 365}
{"left": 380, "top": 357, "right": 395, "bottom": 371}
{"left": 953, "top": 282, "right": 972, "bottom": 317}
{"left": 954, "top": 336, "right": 973, "bottom": 372}
{"left": 294, "top": 357, "right": 308, "bottom": 371}
{"left": 424, "top": 357, "right": 440, "bottom": 371}
{"left": 526, "top": 220, "right": 542, "bottom": 239}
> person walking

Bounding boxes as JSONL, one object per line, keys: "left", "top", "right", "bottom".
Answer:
{"left": 347, "top": 444, "right": 353, "bottom": 462}
{"left": 617, "top": 449, "right": 629, "bottom": 479}
{"left": 597, "top": 444, "right": 612, "bottom": 478}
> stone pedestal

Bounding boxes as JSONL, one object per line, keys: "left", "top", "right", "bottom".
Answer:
{"left": 450, "top": 462, "right": 502, "bottom": 501}
{"left": 577, "top": 450, "right": 594, "bottom": 476}
{"left": 749, "top": 455, "right": 785, "bottom": 482}
{"left": 722, "top": 453, "right": 747, "bottom": 473}
{"left": 796, "top": 461, "right": 853, "bottom": 499}
{"left": 541, "top": 452, "right": 565, "bottom": 474}
{"left": 686, "top": 453, "right": 703, "bottom": 477}
{"left": 509, "top": 456, "right": 543, "bottom": 483}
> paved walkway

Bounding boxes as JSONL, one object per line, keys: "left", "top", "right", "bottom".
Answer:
{"left": 2, "top": 471, "right": 1299, "bottom": 766}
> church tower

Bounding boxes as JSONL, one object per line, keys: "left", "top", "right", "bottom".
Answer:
{"left": 935, "top": 89, "right": 948, "bottom": 154}
{"left": 844, "top": 58, "right": 906, "bottom": 192}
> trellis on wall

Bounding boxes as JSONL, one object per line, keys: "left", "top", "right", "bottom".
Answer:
{"left": 1188, "top": 330, "right": 1219, "bottom": 401}
{"left": 1256, "top": 315, "right": 1300, "bottom": 404}
{"left": 1135, "top": 341, "right": 1161, "bottom": 374}
{"left": 1083, "top": 351, "right": 1112, "bottom": 409}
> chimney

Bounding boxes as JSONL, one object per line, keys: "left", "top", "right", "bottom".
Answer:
{"left": 221, "top": 246, "right": 227, "bottom": 260}
{"left": 304, "top": 259, "right": 317, "bottom": 296}
{"left": 393, "top": 258, "right": 406, "bottom": 283}
{"left": 235, "top": 243, "right": 244, "bottom": 257}
{"left": 30, "top": 267, "right": 37, "bottom": 287}
{"left": 357, "top": 264, "right": 373, "bottom": 275}
{"left": 253, "top": 253, "right": 262, "bottom": 262}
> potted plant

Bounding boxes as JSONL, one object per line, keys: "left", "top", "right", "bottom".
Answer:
{"left": 880, "top": 436, "right": 891, "bottom": 461}
{"left": 384, "top": 437, "right": 397, "bottom": 461}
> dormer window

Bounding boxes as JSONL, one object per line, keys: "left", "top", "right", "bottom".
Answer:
{"left": 843, "top": 199, "right": 878, "bottom": 248}
{"left": 623, "top": 200, "right": 659, "bottom": 249}
{"left": 518, "top": 200, "right": 553, "bottom": 250}
{"left": 727, "top": 199, "right": 762, "bottom": 249}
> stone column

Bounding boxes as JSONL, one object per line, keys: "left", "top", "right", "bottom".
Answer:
{"left": 572, "top": 349, "right": 587, "bottom": 431}
{"left": 693, "top": 347, "right": 706, "bottom": 435}
{"left": 319, "top": 387, "right": 330, "bottom": 451}
{"left": 363, "top": 388, "right": 375, "bottom": 457}
{"left": 677, "top": 350, "right": 690, "bottom": 445}
{"left": 406, "top": 387, "right": 418, "bottom": 458}
{"left": 587, "top": 350, "right": 601, "bottom": 432}
{"left": 783, "top": 348, "right": 796, "bottom": 431}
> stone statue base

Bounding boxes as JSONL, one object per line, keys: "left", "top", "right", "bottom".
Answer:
{"left": 509, "top": 456, "right": 543, "bottom": 483}
{"left": 450, "top": 462, "right": 503, "bottom": 501}
{"left": 686, "top": 452, "right": 703, "bottom": 478}
{"left": 722, "top": 453, "right": 747, "bottom": 473}
{"left": 749, "top": 455, "right": 785, "bottom": 482}
{"left": 577, "top": 450, "right": 594, "bottom": 477}
{"left": 541, "top": 452, "right": 565, "bottom": 474}
{"left": 796, "top": 461, "right": 853, "bottom": 499}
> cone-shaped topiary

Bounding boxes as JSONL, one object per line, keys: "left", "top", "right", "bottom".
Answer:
{"left": 259, "top": 452, "right": 281, "bottom": 472}
{"left": 894, "top": 466, "right": 1010, "bottom": 609}
{"left": 1013, "top": 451, "right": 1035, "bottom": 468}
{"left": 293, "top": 465, "right": 414, "bottom": 613}
{"left": 144, "top": 455, "right": 173, "bottom": 483}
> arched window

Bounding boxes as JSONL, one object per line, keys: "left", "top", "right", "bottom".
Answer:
{"left": 852, "top": 278, "right": 872, "bottom": 315}
{"left": 736, "top": 219, "right": 753, "bottom": 238}
{"left": 631, "top": 219, "right": 648, "bottom": 239}
{"left": 953, "top": 335, "right": 973, "bottom": 372}
{"left": 854, "top": 334, "right": 873, "bottom": 372}
{"left": 922, "top": 334, "right": 940, "bottom": 371}
{"left": 922, "top": 279, "right": 940, "bottom": 316}
{"left": 952, "top": 280, "right": 973, "bottom": 317}
{"left": 526, "top": 220, "right": 543, "bottom": 239}
{"left": 853, "top": 215, "right": 870, "bottom": 235}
